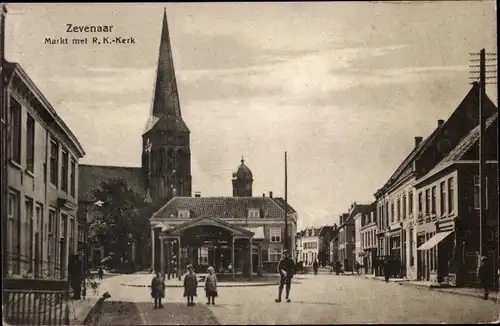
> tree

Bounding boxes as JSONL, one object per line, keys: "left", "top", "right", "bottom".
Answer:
{"left": 88, "top": 178, "right": 150, "bottom": 262}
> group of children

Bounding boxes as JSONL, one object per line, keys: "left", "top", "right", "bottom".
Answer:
{"left": 151, "top": 264, "right": 218, "bottom": 308}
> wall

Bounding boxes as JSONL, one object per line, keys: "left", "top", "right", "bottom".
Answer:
{"left": 6, "top": 82, "right": 81, "bottom": 280}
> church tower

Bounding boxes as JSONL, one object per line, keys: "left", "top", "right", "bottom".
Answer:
{"left": 142, "top": 9, "right": 192, "bottom": 204}
{"left": 232, "top": 157, "right": 253, "bottom": 197}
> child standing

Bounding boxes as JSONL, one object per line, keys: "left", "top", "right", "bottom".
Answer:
{"left": 183, "top": 265, "right": 198, "bottom": 306}
{"left": 204, "top": 266, "right": 218, "bottom": 305}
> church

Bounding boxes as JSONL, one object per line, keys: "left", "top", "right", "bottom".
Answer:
{"left": 78, "top": 10, "right": 297, "bottom": 277}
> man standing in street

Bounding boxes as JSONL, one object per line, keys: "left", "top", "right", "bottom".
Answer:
{"left": 275, "top": 250, "right": 296, "bottom": 303}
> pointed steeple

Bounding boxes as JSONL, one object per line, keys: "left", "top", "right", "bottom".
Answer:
{"left": 144, "top": 9, "right": 189, "bottom": 135}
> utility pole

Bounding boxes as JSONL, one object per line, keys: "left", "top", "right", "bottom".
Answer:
{"left": 469, "top": 49, "right": 498, "bottom": 290}
{"left": 284, "top": 152, "right": 288, "bottom": 251}
{"left": 1, "top": 3, "right": 7, "bottom": 281}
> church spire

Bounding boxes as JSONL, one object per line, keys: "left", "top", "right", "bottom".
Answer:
{"left": 144, "top": 9, "right": 189, "bottom": 134}
{"left": 152, "top": 9, "right": 181, "bottom": 118}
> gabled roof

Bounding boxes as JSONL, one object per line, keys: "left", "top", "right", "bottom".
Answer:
{"left": 376, "top": 83, "right": 496, "bottom": 196}
{"left": 151, "top": 196, "right": 294, "bottom": 220}
{"left": 271, "top": 197, "right": 297, "bottom": 214}
{"left": 156, "top": 216, "right": 255, "bottom": 237}
{"left": 417, "top": 112, "right": 498, "bottom": 184}
{"left": 340, "top": 204, "right": 371, "bottom": 228}
{"left": 3, "top": 61, "right": 85, "bottom": 158}
{"left": 318, "top": 226, "right": 334, "bottom": 237}
{"left": 78, "top": 164, "right": 145, "bottom": 202}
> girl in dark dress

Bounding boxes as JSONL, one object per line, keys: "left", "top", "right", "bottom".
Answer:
{"left": 183, "top": 265, "right": 198, "bottom": 306}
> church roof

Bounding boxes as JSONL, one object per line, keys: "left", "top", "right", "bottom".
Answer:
{"left": 233, "top": 158, "right": 253, "bottom": 180}
{"left": 151, "top": 196, "right": 295, "bottom": 220}
{"left": 78, "top": 164, "right": 145, "bottom": 202}
{"left": 143, "top": 9, "right": 189, "bottom": 135}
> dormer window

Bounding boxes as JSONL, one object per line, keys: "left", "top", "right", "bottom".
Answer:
{"left": 178, "top": 209, "right": 190, "bottom": 218}
{"left": 248, "top": 208, "right": 260, "bottom": 218}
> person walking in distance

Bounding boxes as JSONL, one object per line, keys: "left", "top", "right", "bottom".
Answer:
{"left": 383, "top": 258, "right": 390, "bottom": 283}
{"left": 275, "top": 250, "right": 296, "bottom": 303}
{"left": 477, "top": 256, "right": 492, "bottom": 300}
{"left": 151, "top": 272, "right": 166, "bottom": 309}
{"left": 313, "top": 259, "right": 319, "bottom": 275}
{"left": 204, "top": 266, "right": 218, "bottom": 305}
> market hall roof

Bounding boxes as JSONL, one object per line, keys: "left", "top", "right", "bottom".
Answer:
{"left": 150, "top": 196, "right": 295, "bottom": 220}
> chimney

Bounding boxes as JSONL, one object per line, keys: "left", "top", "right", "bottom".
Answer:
{"left": 269, "top": 191, "right": 273, "bottom": 198}
{"left": 414, "top": 136, "right": 423, "bottom": 147}
{"left": 437, "top": 119, "right": 444, "bottom": 127}
{"left": 194, "top": 192, "right": 201, "bottom": 198}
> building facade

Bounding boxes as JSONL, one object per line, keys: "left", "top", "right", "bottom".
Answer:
{"left": 414, "top": 112, "right": 498, "bottom": 286}
{"left": 374, "top": 83, "right": 497, "bottom": 281}
{"left": 3, "top": 61, "right": 85, "bottom": 280}
{"left": 1, "top": 3, "right": 8, "bottom": 280}
{"left": 360, "top": 206, "right": 377, "bottom": 274}
{"left": 150, "top": 166, "right": 298, "bottom": 278}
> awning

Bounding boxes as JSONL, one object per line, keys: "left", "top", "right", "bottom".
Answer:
{"left": 244, "top": 227, "right": 265, "bottom": 240}
{"left": 417, "top": 231, "right": 453, "bottom": 251}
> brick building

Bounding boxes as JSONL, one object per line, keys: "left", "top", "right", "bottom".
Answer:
{"left": 375, "top": 83, "right": 497, "bottom": 281}
{"left": 415, "top": 112, "right": 498, "bottom": 286}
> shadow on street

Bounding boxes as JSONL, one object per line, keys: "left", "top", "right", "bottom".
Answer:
{"left": 99, "top": 301, "right": 220, "bottom": 325}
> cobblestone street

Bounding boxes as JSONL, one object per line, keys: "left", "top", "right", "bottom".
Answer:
{"left": 94, "top": 274, "right": 499, "bottom": 325}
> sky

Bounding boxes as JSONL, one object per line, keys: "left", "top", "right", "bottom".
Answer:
{"left": 4, "top": 2, "right": 497, "bottom": 230}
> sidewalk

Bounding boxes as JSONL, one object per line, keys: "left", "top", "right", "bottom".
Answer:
{"left": 121, "top": 273, "right": 300, "bottom": 288}
{"left": 361, "top": 274, "right": 499, "bottom": 303}
{"left": 362, "top": 274, "right": 407, "bottom": 283}
{"left": 402, "top": 281, "right": 499, "bottom": 303}
{"left": 69, "top": 272, "right": 122, "bottom": 325}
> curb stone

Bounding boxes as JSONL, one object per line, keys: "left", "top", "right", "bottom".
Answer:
{"left": 400, "top": 282, "right": 499, "bottom": 303}
{"left": 120, "top": 281, "right": 300, "bottom": 288}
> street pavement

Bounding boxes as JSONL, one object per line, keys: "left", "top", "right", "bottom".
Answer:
{"left": 92, "top": 274, "right": 499, "bottom": 325}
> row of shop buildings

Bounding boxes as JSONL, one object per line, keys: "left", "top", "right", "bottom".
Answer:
{"left": 330, "top": 84, "right": 498, "bottom": 287}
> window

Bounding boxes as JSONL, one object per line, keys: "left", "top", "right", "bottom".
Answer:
{"left": 198, "top": 247, "right": 209, "bottom": 265}
{"left": 269, "top": 247, "right": 282, "bottom": 262}
{"left": 9, "top": 98, "right": 22, "bottom": 164}
{"left": 49, "top": 140, "right": 59, "bottom": 186}
{"left": 448, "top": 178, "right": 454, "bottom": 213}
{"left": 425, "top": 189, "right": 430, "bottom": 215}
{"left": 270, "top": 227, "right": 282, "bottom": 243}
{"left": 69, "top": 218, "right": 75, "bottom": 255}
{"left": 409, "top": 228, "right": 414, "bottom": 266}
{"left": 8, "top": 191, "right": 21, "bottom": 275}
{"left": 70, "top": 159, "right": 76, "bottom": 197}
{"left": 390, "top": 202, "right": 394, "bottom": 223}
{"left": 474, "top": 175, "right": 489, "bottom": 210}
{"left": 440, "top": 181, "right": 446, "bottom": 215}
{"left": 397, "top": 198, "right": 401, "bottom": 221}
{"left": 48, "top": 209, "right": 57, "bottom": 270}
{"left": 26, "top": 114, "right": 35, "bottom": 172}
{"left": 25, "top": 198, "right": 34, "bottom": 273}
{"left": 61, "top": 150, "right": 69, "bottom": 192}
{"left": 402, "top": 193, "right": 407, "bottom": 219}
{"left": 409, "top": 192, "right": 413, "bottom": 215}
{"left": 418, "top": 192, "right": 423, "bottom": 215}
{"left": 178, "top": 209, "right": 190, "bottom": 218}
{"left": 248, "top": 209, "right": 260, "bottom": 218}
{"left": 431, "top": 186, "right": 436, "bottom": 214}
